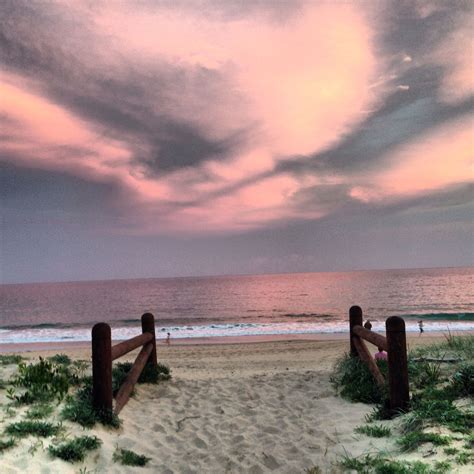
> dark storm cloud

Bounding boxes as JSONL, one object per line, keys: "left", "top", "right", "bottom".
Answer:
{"left": 375, "top": 0, "right": 471, "bottom": 56}
{"left": 0, "top": 0, "right": 247, "bottom": 174}
{"left": 0, "top": 161, "right": 122, "bottom": 215}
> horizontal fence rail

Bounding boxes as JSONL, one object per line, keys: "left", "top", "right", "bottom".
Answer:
{"left": 349, "top": 306, "right": 409, "bottom": 413}
{"left": 92, "top": 312, "right": 157, "bottom": 415}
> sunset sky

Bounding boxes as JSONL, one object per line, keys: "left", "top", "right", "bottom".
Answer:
{"left": 1, "top": 0, "right": 473, "bottom": 284}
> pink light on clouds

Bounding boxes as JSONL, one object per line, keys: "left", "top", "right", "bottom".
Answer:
{"left": 95, "top": 1, "right": 378, "bottom": 156}
{"left": 433, "top": 18, "right": 474, "bottom": 104}
{"left": 0, "top": 73, "right": 168, "bottom": 203}
{"left": 2, "top": 0, "right": 471, "bottom": 239}
{"left": 3, "top": 1, "right": 378, "bottom": 233}
{"left": 350, "top": 115, "right": 474, "bottom": 203}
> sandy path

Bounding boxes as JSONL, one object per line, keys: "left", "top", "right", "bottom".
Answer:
{"left": 0, "top": 334, "right": 465, "bottom": 473}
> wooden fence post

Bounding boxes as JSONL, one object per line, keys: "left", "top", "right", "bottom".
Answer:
{"left": 92, "top": 323, "right": 113, "bottom": 412}
{"left": 349, "top": 306, "right": 363, "bottom": 357}
{"left": 141, "top": 313, "right": 157, "bottom": 369}
{"left": 386, "top": 316, "right": 410, "bottom": 412}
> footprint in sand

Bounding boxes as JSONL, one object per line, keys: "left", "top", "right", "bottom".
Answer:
{"left": 193, "top": 436, "right": 207, "bottom": 449}
{"left": 153, "top": 423, "right": 166, "bottom": 433}
{"left": 263, "top": 426, "right": 280, "bottom": 435}
{"left": 231, "top": 434, "right": 245, "bottom": 444}
{"left": 262, "top": 453, "right": 280, "bottom": 470}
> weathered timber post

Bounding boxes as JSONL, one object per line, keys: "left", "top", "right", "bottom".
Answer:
{"left": 92, "top": 322, "right": 113, "bottom": 412}
{"left": 349, "top": 305, "right": 363, "bottom": 357}
{"left": 386, "top": 316, "right": 409, "bottom": 412}
{"left": 141, "top": 313, "right": 157, "bottom": 369}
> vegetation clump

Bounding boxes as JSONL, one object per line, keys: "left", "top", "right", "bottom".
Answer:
{"left": 48, "top": 435, "right": 102, "bottom": 463}
{"left": 354, "top": 424, "right": 391, "bottom": 438}
{"left": 397, "top": 431, "right": 451, "bottom": 452}
{"left": 47, "top": 354, "right": 72, "bottom": 366}
{"left": 331, "top": 355, "right": 387, "bottom": 404}
{"left": 0, "top": 354, "right": 24, "bottom": 365}
{"left": 5, "top": 420, "right": 62, "bottom": 438}
{"left": 332, "top": 335, "right": 474, "bottom": 472}
{"left": 25, "top": 403, "right": 55, "bottom": 420}
{"left": 404, "top": 397, "right": 474, "bottom": 434}
{"left": 62, "top": 379, "right": 120, "bottom": 429}
{"left": 113, "top": 447, "right": 151, "bottom": 467}
{"left": 447, "top": 363, "right": 473, "bottom": 397}
{"left": 8, "top": 357, "right": 79, "bottom": 404}
{"left": 112, "top": 361, "right": 171, "bottom": 395}
{"left": 339, "top": 453, "right": 451, "bottom": 474}
{"left": 0, "top": 438, "right": 16, "bottom": 452}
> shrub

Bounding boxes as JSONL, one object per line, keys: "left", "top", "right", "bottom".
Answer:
{"left": 113, "top": 447, "right": 151, "bottom": 466}
{"left": 5, "top": 421, "right": 61, "bottom": 438}
{"left": 407, "top": 398, "right": 474, "bottom": 434}
{"left": 25, "top": 403, "right": 54, "bottom": 420}
{"left": 447, "top": 364, "right": 473, "bottom": 398}
{"left": 397, "top": 431, "right": 451, "bottom": 452}
{"left": 10, "top": 357, "right": 77, "bottom": 404}
{"left": 113, "top": 361, "right": 171, "bottom": 392}
{"left": 47, "top": 354, "right": 72, "bottom": 366}
{"left": 0, "top": 354, "right": 24, "bottom": 365}
{"left": 62, "top": 380, "right": 120, "bottom": 429}
{"left": 331, "top": 354, "right": 387, "bottom": 404}
{"left": 355, "top": 424, "right": 391, "bottom": 438}
{"left": 48, "top": 435, "right": 101, "bottom": 462}
{"left": 0, "top": 438, "right": 16, "bottom": 452}
{"left": 339, "top": 453, "right": 451, "bottom": 474}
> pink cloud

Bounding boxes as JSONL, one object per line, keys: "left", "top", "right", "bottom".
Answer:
{"left": 8, "top": 1, "right": 471, "bottom": 238}
{"left": 1, "top": 2, "right": 379, "bottom": 233}
{"left": 0, "top": 73, "right": 167, "bottom": 203}
{"left": 94, "top": 1, "right": 379, "bottom": 156}
{"left": 350, "top": 115, "right": 474, "bottom": 202}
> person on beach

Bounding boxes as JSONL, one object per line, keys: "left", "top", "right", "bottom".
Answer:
{"left": 364, "top": 320, "right": 372, "bottom": 330}
{"left": 374, "top": 347, "right": 387, "bottom": 361}
{"left": 165, "top": 332, "right": 171, "bottom": 345}
{"left": 418, "top": 320, "right": 424, "bottom": 335}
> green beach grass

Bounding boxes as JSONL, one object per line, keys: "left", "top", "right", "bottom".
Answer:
{"left": 330, "top": 334, "right": 474, "bottom": 473}
{"left": 0, "top": 352, "right": 171, "bottom": 467}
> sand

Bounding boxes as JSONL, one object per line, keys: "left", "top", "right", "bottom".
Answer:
{"left": 0, "top": 333, "right": 470, "bottom": 473}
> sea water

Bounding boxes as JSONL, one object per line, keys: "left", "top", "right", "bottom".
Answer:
{"left": 0, "top": 267, "right": 473, "bottom": 344}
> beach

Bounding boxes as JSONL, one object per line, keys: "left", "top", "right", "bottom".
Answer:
{"left": 1, "top": 333, "right": 471, "bottom": 473}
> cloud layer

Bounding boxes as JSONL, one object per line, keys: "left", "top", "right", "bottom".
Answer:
{"left": 1, "top": 0, "right": 473, "bottom": 239}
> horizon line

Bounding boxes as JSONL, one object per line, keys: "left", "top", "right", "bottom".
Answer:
{"left": 2, "top": 264, "right": 473, "bottom": 287}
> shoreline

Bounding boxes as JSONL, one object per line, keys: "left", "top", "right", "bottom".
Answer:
{"left": 1, "top": 330, "right": 471, "bottom": 354}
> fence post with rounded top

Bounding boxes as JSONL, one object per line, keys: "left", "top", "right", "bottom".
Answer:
{"left": 141, "top": 312, "right": 157, "bottom": 369}
{"left": 349, "top": 305, "right": 363, "bottom": 357}
{"left": 92, "top": 322, "right": 113, "bottom": 412}
{"left": 386, "top": 316, "right": 410, "bottom": 412}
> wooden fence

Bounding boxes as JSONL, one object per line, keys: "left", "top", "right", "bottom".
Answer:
{"left": 349, "top": 305, "right": 409, "bottom": 412}
{"left": 92, "top": 313, "right": 157, "bottom": 415}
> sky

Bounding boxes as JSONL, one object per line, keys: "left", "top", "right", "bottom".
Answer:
{"left": 1, "top": 0, "right": 473, "bottom": 284}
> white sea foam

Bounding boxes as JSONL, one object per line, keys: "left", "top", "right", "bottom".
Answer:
{"left": 0, "top": 320, "right": 473, "bottom": 344}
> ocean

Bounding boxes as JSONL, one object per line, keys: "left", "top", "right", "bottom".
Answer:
{"left": 0, "top": 267, "right": 473, "bottom": 344}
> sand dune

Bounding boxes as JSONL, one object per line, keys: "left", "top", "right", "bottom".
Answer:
{"left": 0, "top": 335, "right": 467, "bottom": 473}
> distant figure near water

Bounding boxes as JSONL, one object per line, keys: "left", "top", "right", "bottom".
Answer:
{"left": 165, "top": 332, "right": 171, "bottom": 345}
{"left": 418, "top": 320, "right": 424, "bottom": 335}
{"left": 364, "top": 320, "right": 372, "bottom": 330}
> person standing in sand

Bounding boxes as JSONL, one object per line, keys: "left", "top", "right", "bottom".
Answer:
{"left": 418, "top": 320, "right": 424, "bottom": 336}
{"left": 165, "top": 332, "right": 171, "bottom": 345}
{"left": 374, "top": 347, "right": 387, "bottom": 361}
{"left": 364, "top": 320, "right": 372, "bottom": 330}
